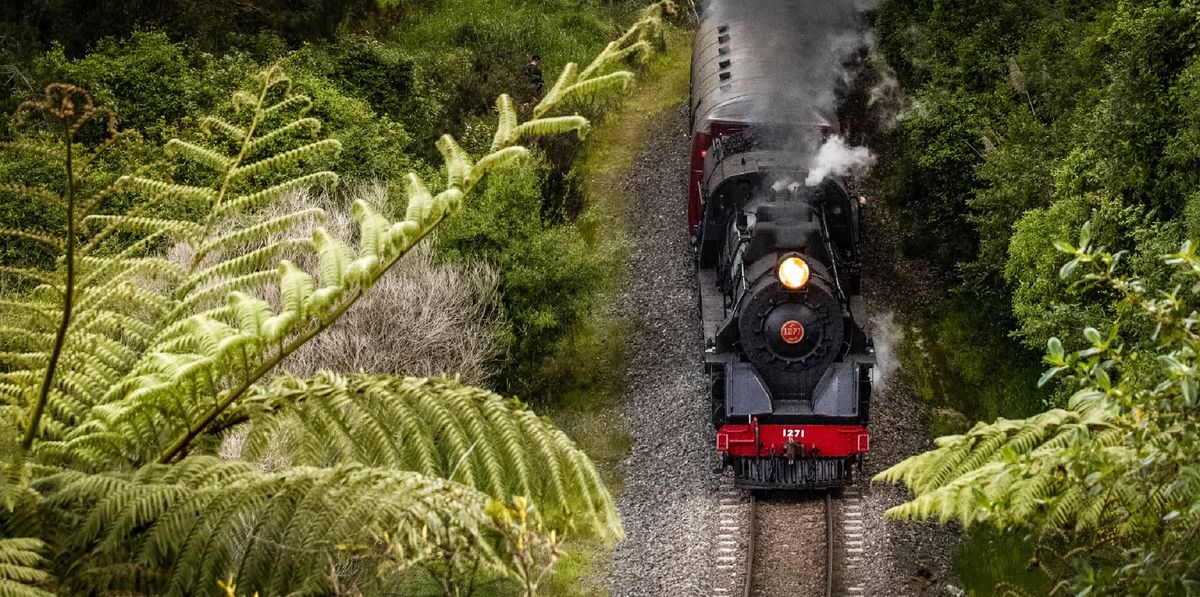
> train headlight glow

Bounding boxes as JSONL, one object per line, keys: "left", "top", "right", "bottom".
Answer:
{"left": 777, "top": 256, "right": 810, "bottom": 289}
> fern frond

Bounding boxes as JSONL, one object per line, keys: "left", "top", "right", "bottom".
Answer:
{"left": 182, "top": 238, "right": 313, "bottom": 296}
{"left": 240, "top": 374, "right": 622, "bottom": 540}
{"left": 246, "top": 117, "right": 321, "bottom": 156}
{"left": 227, "top": 139, "right": 341, "bottom": 183}
{"left": 511, "top": 116, "right": 590, "bottom": 145}
{"left": 164, "top": 139, "right": 237, "bottom": 173}
{"left": 122, "top": 177, "right": 219, "bottom": 205}
{"left": 562, "top": 70, "right": 635, "bottom": 105}
{"left": 579, "top": 40, "right": 651, "bottom": 82}
{"left": 534, "top": 63, "right": 579, "bottom": 118}
{"left": 195, "top": 207, "right": 325, "bottom": 262}
{"left": 469, "top": 147, "right": 529, "bottom": 188}
{"left": 491, "top": 94, "right": 519, "bottom": 152}
{"left": 213, "top": 171, "right": 339, "bottom": 217}
{"left": 436, "top": 135, "right": 474, "bottom": 190}
{"left": 82, "top": 215, "right": 203, "bottom": 238}
{"left": 312, "top": 229, "right": 355, "bottom": 288}
{"left": 43, "top": 457, "right": 500, "bottom": 596}
{"left": 877, "top": 404, "right": 1119, "bottom": 529}
{"left": 172, "top": 270, "right": 279, "bottom": 315}
{"left": 0, "top": 538, "right": 54, "bottom": 597}
{"left": 402, "top": 173, "right": 435, "bottom": 224}
{"left": 262, "top": 93, "right": 312, "bottom": 118}
{"left": 76, "top": 271, "right": 175, "bottom": 317}
{"left": 200, "top": 116, "right": 247, "bottom": 143}
{"left": 77, "top": 231, "right": 180, "bottom": 289}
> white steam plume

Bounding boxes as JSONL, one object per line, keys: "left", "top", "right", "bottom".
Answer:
{"left": 805, "top": 135, "right": 876, "bottom": 186}
{"left": 869, "top": 311, "right": 902, "bottom": 387}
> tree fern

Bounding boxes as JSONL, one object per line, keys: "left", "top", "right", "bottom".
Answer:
{"left": 41, "top": 59, "right": 644, "bottom": 470}
{"left": 0, "top": 5, "right": 677, "bottom": 592}
{"left": 0, "top": 538, "right": 54, "bottom": 597}
{"left": 235, "top": 374, "right": 620, "bottom": 538}
{"left": 878, "top": 229, "right": 1200, "bottom": 594}
{"left": 40, "top": 456, "right": 497, "bottom": 596}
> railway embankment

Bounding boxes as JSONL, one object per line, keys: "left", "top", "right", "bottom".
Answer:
{"left": 543, "top": 25, "right": 721, "bottom": 596}
{"left": 576, "top": 29, "right": 729, "bottom": 595}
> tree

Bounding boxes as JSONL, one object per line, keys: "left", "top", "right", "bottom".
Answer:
{"left": 878, "top": 222, "right": 1200, "bottom": 595}
{"left": 0, "top": 3, "right": 677, "bottom": 594}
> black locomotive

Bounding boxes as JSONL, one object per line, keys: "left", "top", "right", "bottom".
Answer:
{"left": 688, "top": 0, "right": 875, "bottom": 489}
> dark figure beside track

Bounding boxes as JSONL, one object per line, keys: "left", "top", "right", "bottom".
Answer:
{"left": 525, "top": 54, "right": 543, "bottom": 98}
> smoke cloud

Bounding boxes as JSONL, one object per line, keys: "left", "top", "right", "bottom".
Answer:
{"left": 869, "top": 311, "right": 902, "bottom": 388}
{"left": 863, "top": 32, "right": 904, "bottom": 132}
{"left": 805, "top": 135, "right": 875, "bottom": 186}
{"left": 699, "top": 0, "right": 870, "bottom": 158}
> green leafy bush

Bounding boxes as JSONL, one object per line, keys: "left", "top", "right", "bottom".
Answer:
{"left": 29, "top": 32, "right": 251, "bottom": 142}
{"left": 879, "top": 227, "right": 1200, "bottom": 594}
{"left": 438, "top": 155, "right": 608, "bottom": 396}
{"left": 874, "top": 0, "right": 1200, "bottom": 350}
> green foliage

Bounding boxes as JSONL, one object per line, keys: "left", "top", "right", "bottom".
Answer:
{"left": 0, "top": 69, "right": 604, "bottom": 596}
{"left": 878, "top": 226, "right": 1200, "bottom": 594}
{"left": 437, "top": 3, "right": 674, "bottom": 396}
{"left": 44, "top": 457, "right": 499, "bottom": 596}
{"left": 952, "top": 527, "right": 1054, "bottom": 597}
{"left": 0, "top": 538, "right": 53, "bottom": 597}
{"left": 2, "top": 0, "right": 381, "bottom": 56}
{"left": 438, "top": 158, "right": 609, "bottom": 397}
{"left": 874, "top": 0, "right": 1200, "bottom": 353}
{"left": 0, "top": 5, "right": 674, "bottom": 590}
{"left": 240, "top": 374, "right": 619, "bottom": 535}
{"left": 897, "top": 293, "right": 1045, "bottom": 426}
{"left": 30, "top": 32, "right": 248, "bottom": 142}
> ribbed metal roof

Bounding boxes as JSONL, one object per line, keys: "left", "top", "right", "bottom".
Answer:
{"left": 691, "top": 0, "right": 864, "bottom": 136}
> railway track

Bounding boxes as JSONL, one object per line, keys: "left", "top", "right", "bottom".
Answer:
{"left": 742, "top": 491, "right": 835, "bottom": 597}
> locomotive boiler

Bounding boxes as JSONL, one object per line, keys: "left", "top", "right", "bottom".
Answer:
{"left": 689, "top": 0, "right": 874, "bottom": 489}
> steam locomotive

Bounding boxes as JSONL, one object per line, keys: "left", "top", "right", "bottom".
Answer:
{"left": 689, "top": 0, "right": 874, "bottom": 489}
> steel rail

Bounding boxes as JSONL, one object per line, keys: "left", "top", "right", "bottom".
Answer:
{"left": 743, "top": 492, "right": 757, "bottom": 597}
{"left": 824, "top": 491, "right": 834, "bottom": 597}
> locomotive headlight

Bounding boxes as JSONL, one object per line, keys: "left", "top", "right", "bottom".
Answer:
{"left": 777, "top": 256, "right": 810, "bottom": 289}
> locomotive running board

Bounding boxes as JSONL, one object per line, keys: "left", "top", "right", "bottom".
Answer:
{"left": 729, "top": 456, "right": 855, "bottom": 490}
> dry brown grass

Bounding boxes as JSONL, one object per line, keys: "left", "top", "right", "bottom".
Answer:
{"left": 179, "top": 184, "right": 508, "bottom": 387}
{"left": 279, "top": 186, "right": 508, "bottom": 386}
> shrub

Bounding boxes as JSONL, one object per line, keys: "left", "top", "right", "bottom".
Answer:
{"left": 879, "top": 228, "right": 1200, "bottom": 595}
{"left": 437, "top": 155, "right": 609, "bottom": 396}
{"left": 29, "top": 32, "right": 255, "bottom": 143}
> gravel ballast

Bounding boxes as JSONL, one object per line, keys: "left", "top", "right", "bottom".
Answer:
{"left": 608, "top": 104, "right": 723, "bottom": 597}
